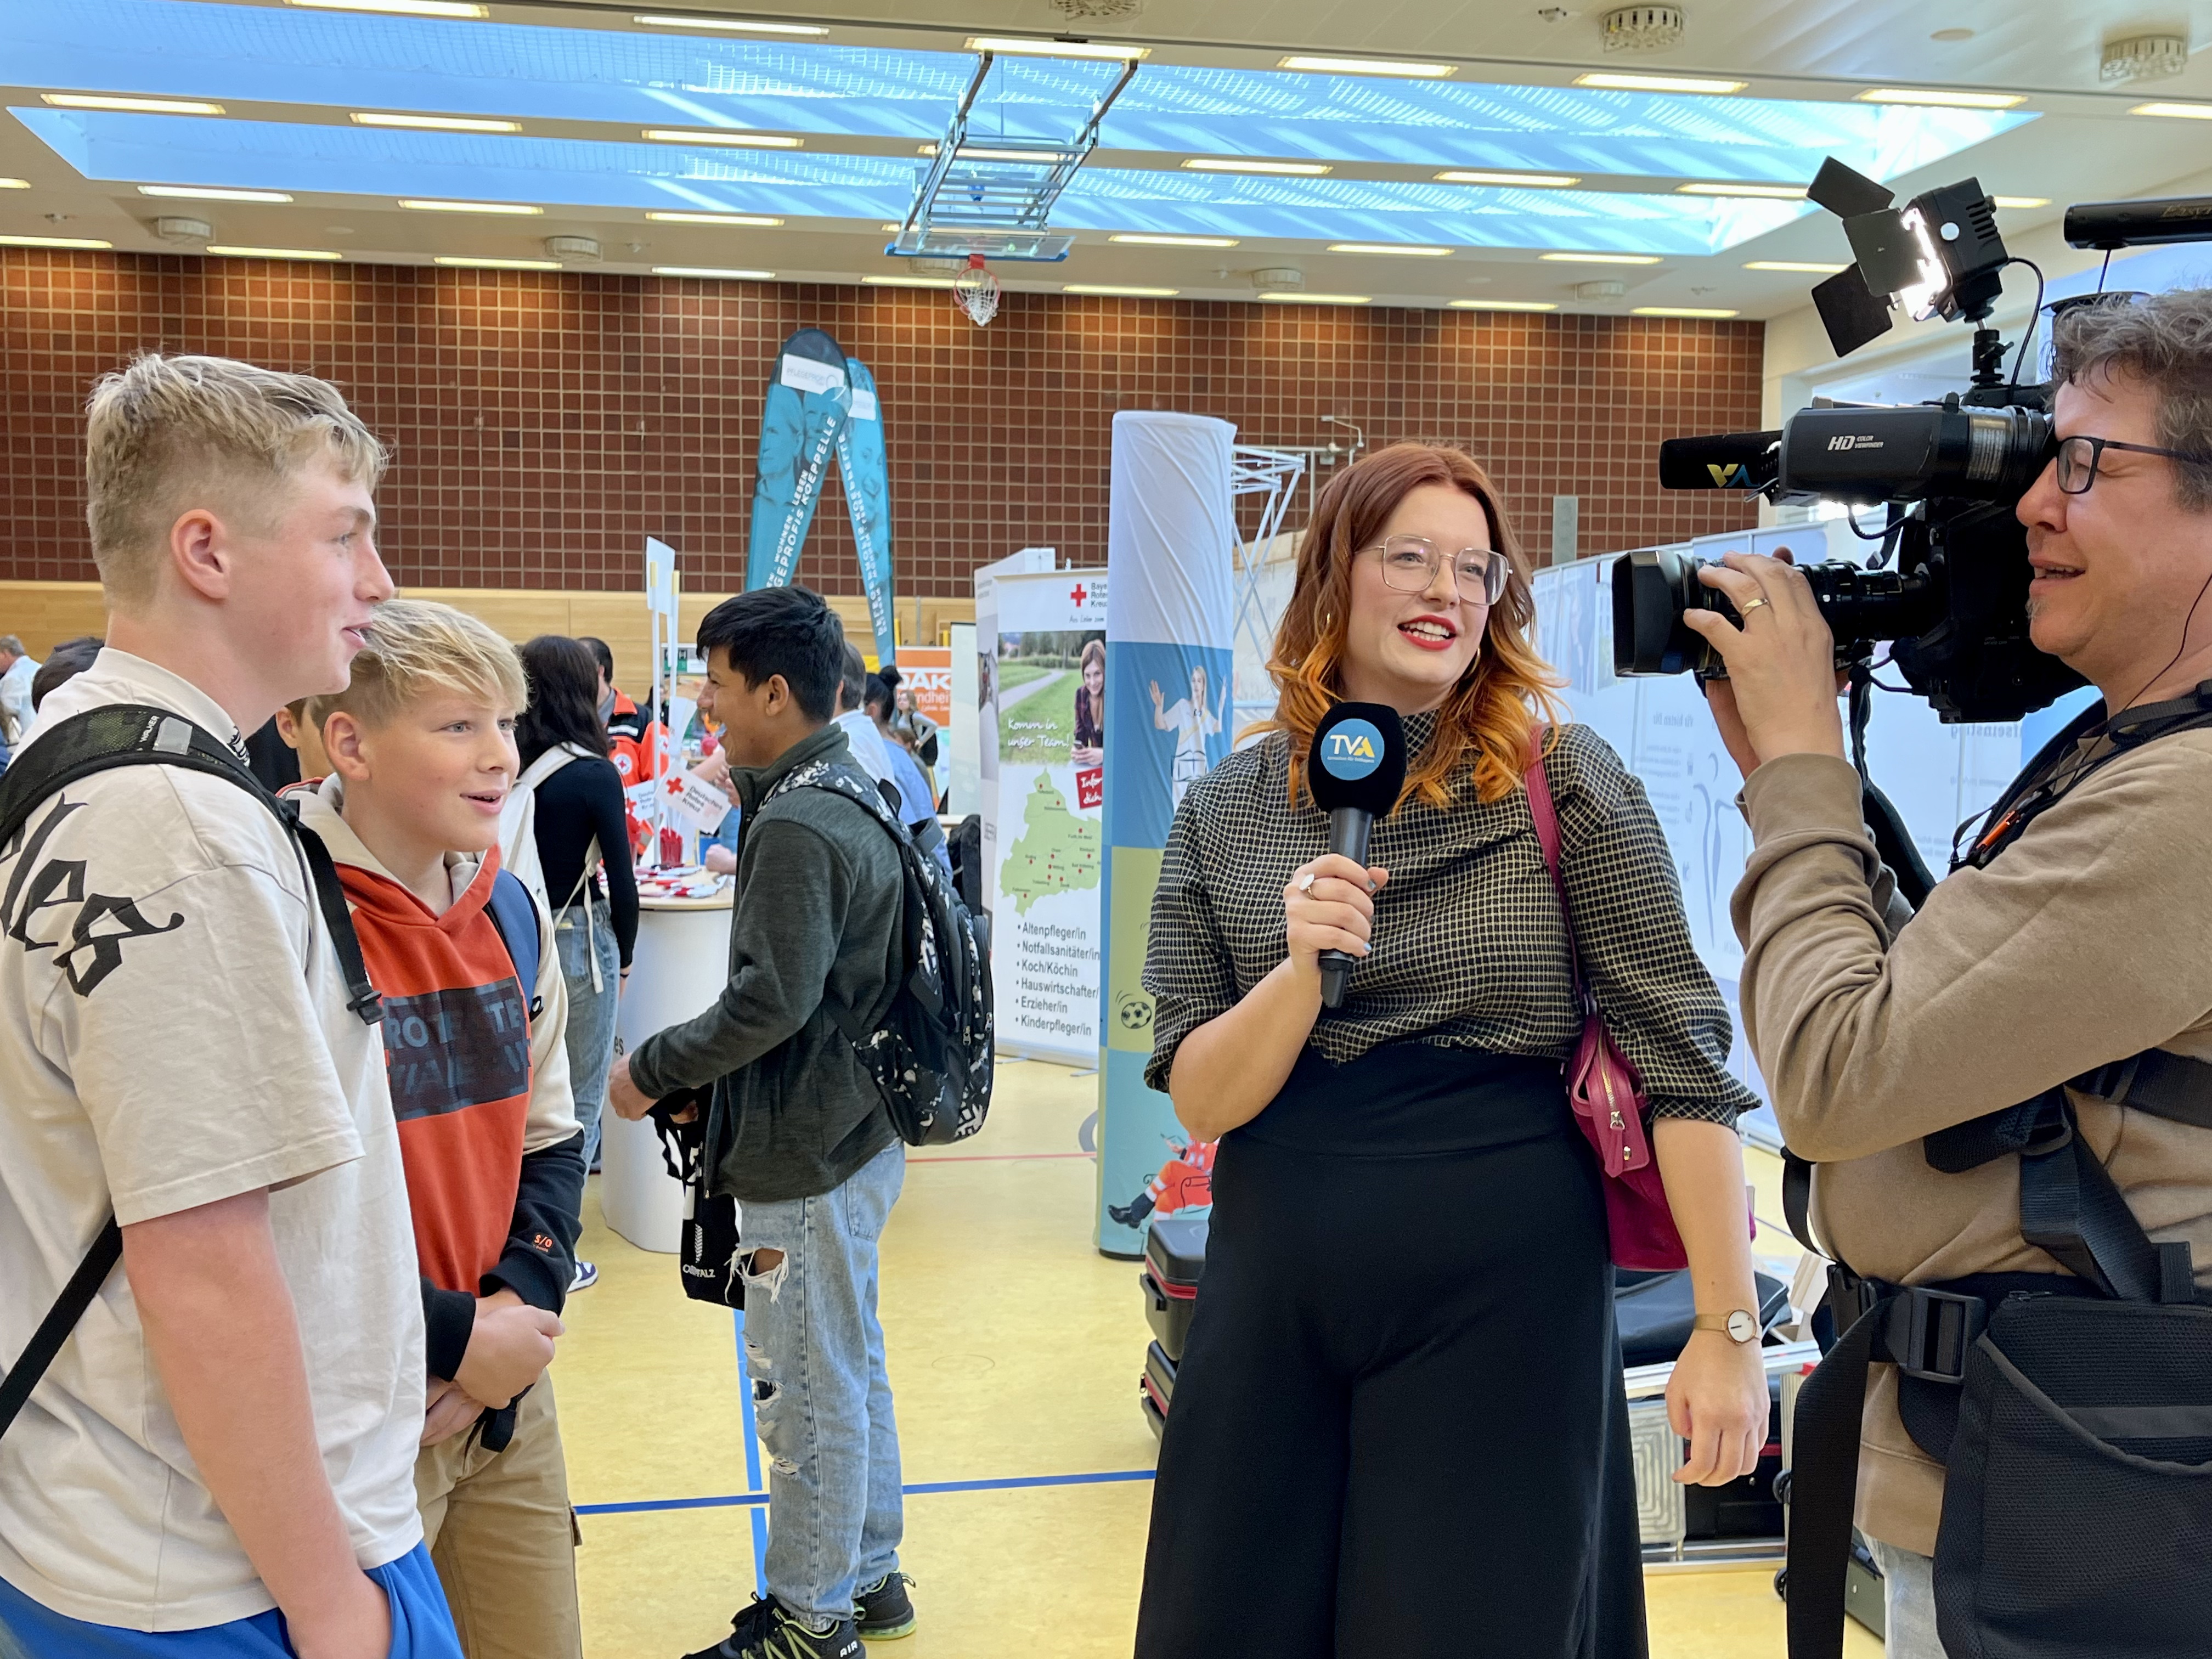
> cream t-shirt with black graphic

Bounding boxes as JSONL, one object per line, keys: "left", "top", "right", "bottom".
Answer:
{"left": 0, "top": 650, "right": 424, "bottom": 1631}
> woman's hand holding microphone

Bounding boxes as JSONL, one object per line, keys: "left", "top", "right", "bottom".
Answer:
{"left": 1281, "top": 855, "right": 1389, "bottom": 990}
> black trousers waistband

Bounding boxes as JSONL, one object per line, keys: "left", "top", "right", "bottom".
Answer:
{"left": 1230, "top": 1039, "right": 1569, "bottom": 1160}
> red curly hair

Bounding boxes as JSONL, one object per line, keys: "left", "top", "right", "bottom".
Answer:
{"left": 1254, "top": 442, "right": 1564, "bottom": 811}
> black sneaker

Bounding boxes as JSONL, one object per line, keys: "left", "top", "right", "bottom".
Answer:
{"left": 682, "top": 1595, "right": 861, "bottom": 1659}
{"left": 855, "top": 1574, "right": 916, "bottom": 1641}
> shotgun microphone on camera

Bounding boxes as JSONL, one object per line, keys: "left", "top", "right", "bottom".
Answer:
{"left": 1305, "top": 702, "right": 1407, "bottom": 1010}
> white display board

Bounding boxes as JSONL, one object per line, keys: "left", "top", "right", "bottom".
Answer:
{"left": 1535, "top": 521, "right": 2094, "bottom": 1147}
{"left": 975, "top": 561, "right": 1110, "bottom": 1063}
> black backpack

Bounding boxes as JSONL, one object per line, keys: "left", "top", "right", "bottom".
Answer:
{"left": 0, "top": 706, "right": 383, "bottom": 1442}
{"left": 765, "top": 755, "right": 992, "bottom": 1147}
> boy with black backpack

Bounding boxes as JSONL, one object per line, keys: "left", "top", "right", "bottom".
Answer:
{"left": 608, "top": 586, "right": 922, "bottom": 1659}
{"left": 297, "top": 599, "right": 586, "bottom": 1659}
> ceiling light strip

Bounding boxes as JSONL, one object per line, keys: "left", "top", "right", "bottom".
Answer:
{"left": 1183, "top": 158, "right": 1331, "bottom": 176}
{"left": 1259, "top": 291, "right": 1369, "bottom": 304}
{"left": 1277, "top": 55, "right": 1453, "bottom": 78}
{"left": 1676, "top": 182, "right": 1807, "bottom": 199}
{"left": 632, "top": 14, "right": 827, "bottom": 35}
{"left": 205, "top": 245, "right": 342, "bottom": 260}
{"left": 401, "top": 199, "right": 541, "bottom": 215}
{"left": 1327, "top": 242, "right": 1452, "bottom": 256}
{"left": 44, "top": 94, "right": 223, "bottom": 115}
{"left": 1858, "top": 87, "right": 2025, "bottom": 109}
{"left": 643, "top": 128, "right": 803, "bottom": 148}
{"left": 1450, "top": 299, "right": 1558, "bottom": 310}
{"left": 1575, "top": 72, "right": 1745, "bottom": 95}
{"left": 353, "top": 112, "right": 520, "bottom": 133}
{"left": 2131, "top": 102, "right": 2212, "bottom": 120}
{"left": 864, "top": 275, "right": 956, "bottom": 289}
{"left": 646, "top": 211, "right": 783, "bottom": 226}
{"left": 1435, "top": 170, "right": 1580, "bottom": 188}
{"left": 1110, "top": 233, "right": 1239, "bottom": 248}
{"left": 652, "top": 266, "right": 774, "bottom": 279}
{"left": 288, "top": 0, "right": 487, "bottom": 15}
{"left": 139, "top": 184, "right": 295, "bottom": 202}
{"left": 1065, "top": 284, "right": 1178, "bottom": 296}
{"left": 966, "top": 36, "right": 1149, "bottom": 60}
{"left": 435, "top": 256, "right": 561, "bottom": 269}
{"left": 1540, "top": 252, "right": 1662, "bottom": 265}
{"left": 1633, "top": 306, "right": 1740, "bottom": 318}
{"left": 1744, "top": 260, "right": 1846, "bottom": 273}
{"left": 0, "top": 234, "right": 112, "bottom": 249}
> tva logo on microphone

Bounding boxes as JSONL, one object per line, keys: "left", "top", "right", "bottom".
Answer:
{"left": 1319, "top": 719, "right": 1386, "bottom": 781}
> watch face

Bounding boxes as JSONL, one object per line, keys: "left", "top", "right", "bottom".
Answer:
{"left": 1726, "top": 1309, "right": 1758, "bottom": 1344}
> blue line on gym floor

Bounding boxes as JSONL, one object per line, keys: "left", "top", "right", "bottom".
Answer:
{"left": 575, "top": 1469, "right": 1156, "bottom": 1517}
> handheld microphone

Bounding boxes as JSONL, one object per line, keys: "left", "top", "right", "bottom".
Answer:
{"left": 1657, "top": 432, "right": 1782, "bottom": 493}
{"left": 1305, "top": 702, "right": 1407, "bottom": 1010}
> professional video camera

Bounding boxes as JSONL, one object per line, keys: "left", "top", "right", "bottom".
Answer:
{"left": 1613, "top": 156, "right": 2212, "bottom": 724}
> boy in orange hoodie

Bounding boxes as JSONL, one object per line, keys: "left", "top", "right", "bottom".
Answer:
{"left": 300, "top": 599, "right": 586, "bottom": 1659}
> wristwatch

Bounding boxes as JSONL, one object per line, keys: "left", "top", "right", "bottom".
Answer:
{"left": 1694, "top": 1310, "right": 1760, "bottom": 1345}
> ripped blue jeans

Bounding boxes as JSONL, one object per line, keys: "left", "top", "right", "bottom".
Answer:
{"left": 737, "top": 1140, "right": 906, "bottom": 1628}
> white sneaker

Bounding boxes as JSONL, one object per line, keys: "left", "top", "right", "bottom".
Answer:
{"left": 570, "top": 1260, "right": 599, "bottom": 1293}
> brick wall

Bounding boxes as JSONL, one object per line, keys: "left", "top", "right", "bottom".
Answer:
{"left": 1, "top": 251, "right": 1761, "bottom": 597}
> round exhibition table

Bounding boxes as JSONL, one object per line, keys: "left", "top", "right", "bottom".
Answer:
{"left": 602, "top": 888, "right": 733, "bottom": 1254}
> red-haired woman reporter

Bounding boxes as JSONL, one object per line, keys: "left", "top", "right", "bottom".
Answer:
{"left": 1134, "top": 444, "right": 1768, "bottom": 1659}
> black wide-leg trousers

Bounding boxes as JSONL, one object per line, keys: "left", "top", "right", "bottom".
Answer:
{"left": 1133, "top": 1043, "right": 1646, "bottom": 1659}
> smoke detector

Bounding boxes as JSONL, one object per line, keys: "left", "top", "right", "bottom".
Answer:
{"left": 1602, "top": 5, "right": 1684, "bottom": 52}
{"left": 1051, "top": 0, "right": 1143, "bottom": 15}
{"left": 154, "top": 216, "right": 212, "bottom": 244}
{"left": 1574, "top": 279, "right": 1628, "bottom": 301}
{"left": 545, "top": 235, "right": 601, "bottom": 262}
{"left": 2101, "top": 32, "right": 2188, "bottom": 84}
{"left": 1251, "top": 266, "right": 1304, "bottom": 289}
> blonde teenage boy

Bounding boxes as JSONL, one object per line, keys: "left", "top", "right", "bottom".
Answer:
{"left": 299, "top": 599, "right": 586, "bottom": 1659}
{"left": 0, "top": 356, "right": 460, "bottom": 1656}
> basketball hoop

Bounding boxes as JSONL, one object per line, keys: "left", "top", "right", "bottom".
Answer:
{"left": 952, "top": 253, "right": 1001, "bottom": 327}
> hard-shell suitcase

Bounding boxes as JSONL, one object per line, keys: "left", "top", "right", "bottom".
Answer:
{"left": 1141, "top": 1339, "right": 1176, "bottom": 1438}
{"left": 1141, "top": 1213, "right": 1209, "bottom": 1365}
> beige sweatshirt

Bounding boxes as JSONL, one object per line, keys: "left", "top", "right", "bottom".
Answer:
{"left": 1731, "top": 733, "right": 2212, "bottom": 1555}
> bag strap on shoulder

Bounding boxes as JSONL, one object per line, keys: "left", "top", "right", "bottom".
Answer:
{"left": 0, "top": 704, "right": 382, "bottom": 1445}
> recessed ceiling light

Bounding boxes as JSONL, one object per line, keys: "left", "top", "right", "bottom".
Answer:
{"left": 2130, "top": 101, "right": 2212, "bottom": 120}
{"left": 1110, "top": 233, "right": 1240, "bottom": 248}
{"left": 44, "top": 94, "right": 224, "bottom": 116}
{"left": 435, "top": 256, "right": 562, "bottom": 269}
{"left": 654, "top": 265, "right": 774, "bottom": 279}
{"left": 1931, "top": 27, "right": 1975, "bottom": 41}
{"left": 139, "top": 184, "right": 295, "bottom": 203}
{"left": 1633, "top": 306, "right": 1740, "bottom": 318}
{"left": 1184, "top": 157, "right": 1331, "bottom": 176}
{"left": 633, "top": 13, "right": 827, "bottom": 33}
{"left": 290, "top": 0, "right": 487, "bottom": 15}
{"left": 643, "top": 128, "right": 803, "bottom": 149}
{"left": 1575, "top": 72, "right": 1745, "bottom": 94}
{"left": 881, "top": 223, "right": 902, "bottom": 232}
{"left": 0, "top": 234, "right": 112, "bottom": 249}
{"left": 205, "top": 245, "right": 343, "bottom": 260}
{"left": 1260, "top": 291, "right": 1369, "bottom": 304}
{"left": 1450, "top": 299, "right": 1558, "bottom": 310}
{"left": 353, "top": 112, "right": 520, "bottom": 133}
{"left": 966, "top": 36, "right": 1149, "bottom": 60}
{"left": 646, "top": 211, "right": 785, "bottom": 227}
{"left": 1858, "top": 87, "right": 2025, "bottom": 108}
{"left": 0, "top": 178, "right": 29, "bottom": 189}
{"left": 400, "top": 199, "right": 542, "bottom": 215}
{"left": 1328, "top": 242, "right": 1452, "bottom": 257}
{"left": 1744, "top": 260, "right": 1847, "bottom": 273}
{"left": 1435, "top": 169, "right": 1581, "bottom": 188}
{"left": 1065, "top": 283, "right": 1180, "bottom": 296}
{"left": 1990, "top": 196, "right": 2050, "bottom": 209}
{"left": 1277, "top": 55, "right": 1453, "bottom": 78}
{"left": 1540, "top": 251, "right": 1662, "bottom": 265}
{"left": 864, "top": 275, "right": 958, "bottom": 289}
{"left": 1677, "top": 181, "right": 1807, "bottom": 199}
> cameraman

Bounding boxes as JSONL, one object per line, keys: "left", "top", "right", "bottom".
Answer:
{"left": 1688, "top": 289, "right": 2212, "bottom": 1653}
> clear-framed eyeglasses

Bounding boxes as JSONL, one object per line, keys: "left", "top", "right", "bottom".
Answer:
{"left": 1370, "top": 535, "right": 1509, "bottom": 606}
{"left": 2053, "top": 434, "right": 2212, "bottom": 495}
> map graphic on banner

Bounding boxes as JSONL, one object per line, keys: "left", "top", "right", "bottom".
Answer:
{"left": 976, "top": 564, "right": 1110, "bottom": 1062}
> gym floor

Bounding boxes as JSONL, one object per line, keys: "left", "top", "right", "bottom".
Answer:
{"left": 556, "top": 1063, "right": 1880, "bottom": 1657}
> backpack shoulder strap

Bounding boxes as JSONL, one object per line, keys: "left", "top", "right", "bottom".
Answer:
{"left": 0, "top": 705, "right": 381, "bottom": 1444}
{"left": 482, "top": 867, "right": 544, "bottom": 1019}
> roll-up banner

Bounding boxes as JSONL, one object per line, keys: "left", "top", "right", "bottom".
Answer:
{"left": 747, "top": 328, "right": 851, "bottom": 592}
{"left": 1096, "top": 411, "right": 1238, "bottom": 1256}
{"left": 836, "top": 358, "right": 899, "bottom": 668}
{"left": 977, "top": 562, "right": 1109, "bottom": 1064}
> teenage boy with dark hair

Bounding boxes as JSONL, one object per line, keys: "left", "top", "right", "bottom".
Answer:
{"left": 607, "top": 585, "right": 913, "bottom": 1659}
